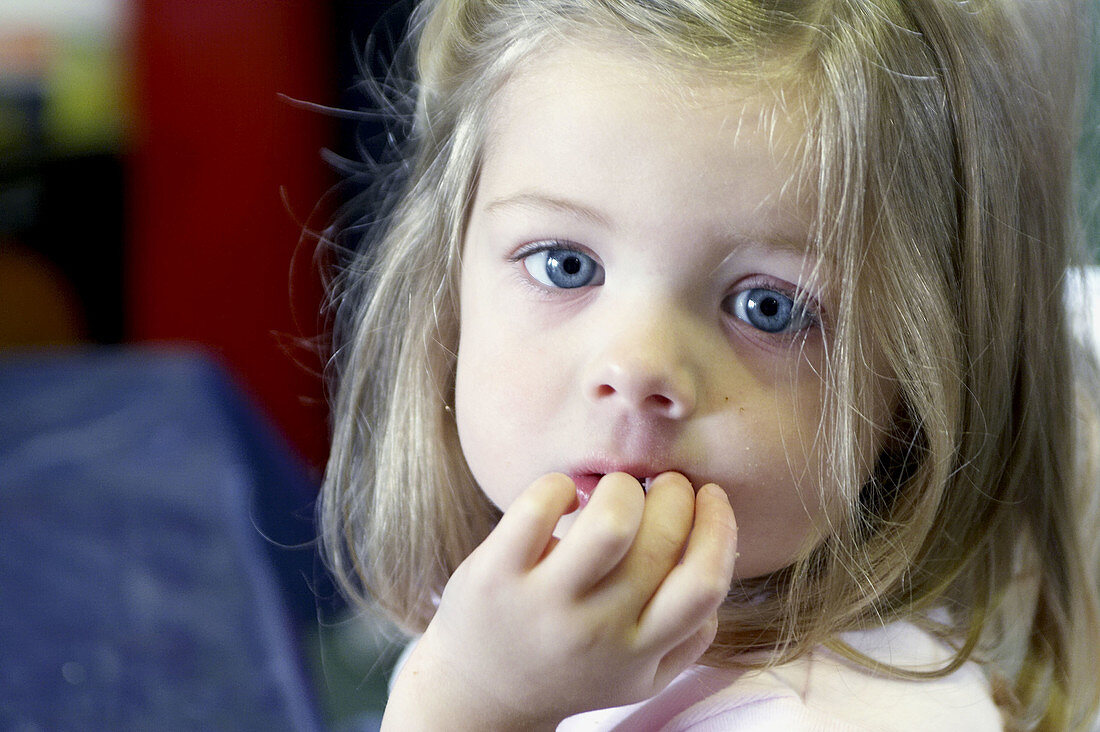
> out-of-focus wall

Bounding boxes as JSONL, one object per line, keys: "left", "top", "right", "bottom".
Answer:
{"left": 128, "top": 0, "right": 334, "bottom": 471}
{"left": 0, "top": 0, "right": 336, "bottom": 471}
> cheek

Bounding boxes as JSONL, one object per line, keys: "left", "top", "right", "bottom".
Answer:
{"left": 454, "top": 271, "right": 575, "bottom": 435}
{"left": 762, "top": 358, "right": 897, "bottom": 539}
{"left": 778, "top": 377, "right": 850, "bottom": 531}
{"left": 453, "top": 310, "right": 568, "bottom": 508}
{"left": 454, "top": 323, "right": 553, "bottom": 434}
{"left": 454, "top": 333, "right": 515, "bottom": 488}
{"left": 455, "top": 279, "right": 521, "bottom": 434}
{"left": 725, "top": 364, "right": 835, "bottom": 576}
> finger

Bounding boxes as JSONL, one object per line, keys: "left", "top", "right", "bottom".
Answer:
{"left": 593, "top": 472, "right": 695, "bottom": 612}
{"left": 635, "top": 483, "right": 737, "bottom": 650}
{"left": 652, "top": 612, "right": 718, "bottom": 690}
{"left": 539, "top": 472, "right": 645, "bottom": 595}
{"left": 478, "top": 472, "right": 578, "bottom": 572}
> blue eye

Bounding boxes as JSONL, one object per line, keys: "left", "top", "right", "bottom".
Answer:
{"left": 726, "top": 287, "right": 814, "bottom": 333}
{"left": 522, "top": 247, "right": 604, "bottom": 289}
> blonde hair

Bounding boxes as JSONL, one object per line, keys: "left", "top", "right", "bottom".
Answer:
{"left": 320, "top": 1, "right": 1100, "bottom": 728}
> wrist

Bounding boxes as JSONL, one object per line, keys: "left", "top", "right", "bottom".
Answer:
{"left": 382, "top": 629, "right": 561, "bottom": 732}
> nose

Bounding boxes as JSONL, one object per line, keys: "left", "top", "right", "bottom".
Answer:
{"left": 582, "top": 314, "right": 698, "bottom": 420}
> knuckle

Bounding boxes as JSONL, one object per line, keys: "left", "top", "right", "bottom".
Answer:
{"left": 651, "top": 525, "right": 687, "bottom": 557}
{"left": 457, "top": 547, "right": 506, "bottom": 594}
{"left": 512, "top": 488, "right": 549, "bottom": 518}
{"left": 679, "top": 614, "right": 718, "bottom": 659}
{"left": 553, "top": 616, "right": 602, "bottom": 655}
{"left": 692, "top": 616, "right": 719, "bottom": 655}
{"left": 695, "top": 571, "right": 732, "bottom": 608}
{"left": 633, "top": 529, "right": 684, "bottom": 569}
{"left": 458, "top": 557, "right": 492, "bottom": 592}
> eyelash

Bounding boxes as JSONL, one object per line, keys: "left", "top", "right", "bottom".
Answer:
{"left": 509, "top": 239, "right": 592, "bottom": 263}
{"left": 508, "top": 240, "right": 823, "bottom": 333}
{"left": 509, "top": 240, "right": 602, "bottom": 288}
{"left": 722, "top": 277, "right": 821, "bottom": 336}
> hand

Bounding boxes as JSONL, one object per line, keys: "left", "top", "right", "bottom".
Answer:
{"left": 381, "top": 471, "right": 738, "bottom": 731}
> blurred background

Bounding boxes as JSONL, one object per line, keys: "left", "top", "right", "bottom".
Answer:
{"left": 1, "top": 1, "right": 1099, "bottom": 731}
{"left": 0, "top": 0, "right": 406, "bottom": 472}
{"left": 1, "top": 1, "right": 410, "bottom": 730}
{"left": 0, "top": 0, "right": 415, "bottom": 468}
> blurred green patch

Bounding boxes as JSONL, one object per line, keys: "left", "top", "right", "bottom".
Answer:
{"left": 0, "top": 31, "right": 126, "bottom": 160}
{"left": 303, "top": 610, "right": 402, "bottom": 730}
{"left": 43, "top": 36, "right": 127, "bottom": 154}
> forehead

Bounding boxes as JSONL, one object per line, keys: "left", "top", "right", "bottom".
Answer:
{"left": 475, "top": 42, "right": 813, "bottom": 252}
{"left": 483, "top": 42, "right": 805, "bottom": 161}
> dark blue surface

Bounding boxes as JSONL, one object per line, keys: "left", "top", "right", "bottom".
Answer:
{"left": 0, "top": 347, "right": 324, "bottom": 731}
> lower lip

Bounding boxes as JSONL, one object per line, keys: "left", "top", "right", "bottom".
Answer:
{"left": 570, "top": 473, "right": 654, "bottom": 509}
{"left": 571, "top": 474, "right": 601, "bottom": 509}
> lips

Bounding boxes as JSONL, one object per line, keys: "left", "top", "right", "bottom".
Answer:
{"left": 567, "top": 463, "right": 686, "bottom": 509}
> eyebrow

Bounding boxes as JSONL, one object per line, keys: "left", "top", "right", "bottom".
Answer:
{"left": 482, "top": 192, "right": 612, "bottom": 228}
{"left": 733, "top": 230, "right": 811, "bottom": 254}
{"left": 484, "top": 190, "right": 813, "bottom": 254}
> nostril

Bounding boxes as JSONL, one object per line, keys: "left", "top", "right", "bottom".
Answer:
{"left": 586, "top": 366, "right": 694, "bottom": 418}
{"left": 645, "top": 394, "right": 674, "bottom": 410}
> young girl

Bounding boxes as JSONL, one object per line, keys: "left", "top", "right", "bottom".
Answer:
{"left": 319, "top": 0, "right": 1100, "bottom": 729}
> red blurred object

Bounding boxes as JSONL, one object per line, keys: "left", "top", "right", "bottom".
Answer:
{"left": 128, "top": 0, "right": 334, "bottom": 473}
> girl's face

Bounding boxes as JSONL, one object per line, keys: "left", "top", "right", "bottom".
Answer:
{"left": 454, "top": 45, "right": 888, "bottom": 578}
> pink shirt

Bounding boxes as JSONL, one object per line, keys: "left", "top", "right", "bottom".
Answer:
{"left": 557, "top": 622, "right": 1001, "bottom": 731}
